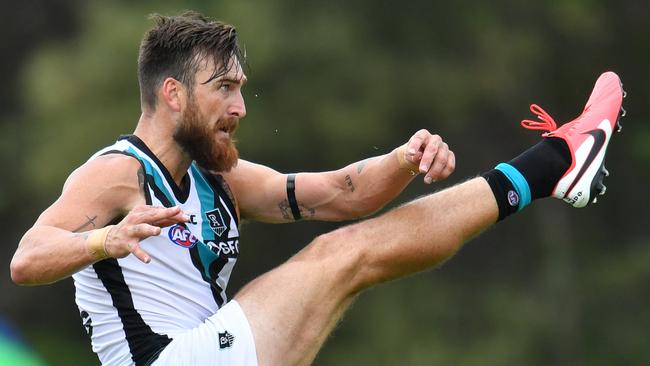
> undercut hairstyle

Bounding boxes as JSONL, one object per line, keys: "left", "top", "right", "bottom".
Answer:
{"left": 137, "top": 11, "right": 246, "bottom": 110}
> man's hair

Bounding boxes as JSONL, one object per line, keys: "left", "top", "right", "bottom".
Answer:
{"left": 138, "top": 11, "right": 245, "bottom": 110}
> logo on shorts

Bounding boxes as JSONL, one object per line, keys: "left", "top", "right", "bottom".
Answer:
{"left": 218, "top": 331, "right": 235, "bottom": 349}
{"left": 507, "top": 190, "right": 520, "bottom": 207}
{"left": 168, "top": 224, "right": 199, "bottom": 248}
{"left": 205, "top": 208, "right": 228, "bottom": 237}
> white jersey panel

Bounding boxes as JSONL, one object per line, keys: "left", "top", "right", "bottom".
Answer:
{"left": 72, "top": 135, "right": 241, "bottom": 365}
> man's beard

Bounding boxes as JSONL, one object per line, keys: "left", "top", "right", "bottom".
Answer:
{"left": 173, "top": 100, "right": 239, "bottom": 172}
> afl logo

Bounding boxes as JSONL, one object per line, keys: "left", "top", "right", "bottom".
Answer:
{"left": 168, "top": 224, "right": 198, "bottom": 248}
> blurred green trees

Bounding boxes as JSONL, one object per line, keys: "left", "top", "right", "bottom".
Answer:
{"left": 2, "top": 0, "right": 648, "bottom": 365}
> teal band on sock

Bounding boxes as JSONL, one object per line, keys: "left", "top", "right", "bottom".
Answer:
{"left": 495, "top": 163, "right": 531, "bottom": 211}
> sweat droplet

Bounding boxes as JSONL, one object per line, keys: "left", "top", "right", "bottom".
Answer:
{"left": 254, "top": 94, "right": 259, "bottom": 98}
{"left": 274, "top": 129, "right": 278, "bottom": 133}
{"left": 373, "top": 146, "right": 379, "bottom": 150}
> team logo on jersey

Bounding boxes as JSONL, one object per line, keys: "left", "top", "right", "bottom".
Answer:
{"left": 80, "top": 310, "right": 93, "bottom": 337}
{"left": 168, "top": 224, "right": 199, "bottom": 248}
{"left": 205, "top": 208, "right": 228, "bottom": 237}
{"left": 218, "top": 331, "right": 235, "bottom": 349}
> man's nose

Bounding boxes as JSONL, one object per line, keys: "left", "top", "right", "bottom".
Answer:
{"left": 228, "top": 91, "right": 246, "bottom": 118}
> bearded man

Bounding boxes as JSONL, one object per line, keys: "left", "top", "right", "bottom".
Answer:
{"left": 10, "top": 11, "right": 624, "bottom": 366}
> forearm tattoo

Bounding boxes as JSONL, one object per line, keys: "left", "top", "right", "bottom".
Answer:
{"left": 72, "top": 232, "right": 90, "bottom": 241}
{"left": 344, "top": 174, "right": 355, "bottom": 192}
{"left": 72, "top": 215, "right": 98, "bottom": 233}
{"left": 278, "top": 199, "right": 315, "bottom": 221}
{"left": 356, "top": 160, "right": 367, "bottom": 174}
{"left": 356, "top": 157, "right": 378, "bottom": 175}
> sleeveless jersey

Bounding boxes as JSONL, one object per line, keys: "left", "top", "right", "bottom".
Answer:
{"left": 72, "top": 135, "right": 241, "bottom": 365}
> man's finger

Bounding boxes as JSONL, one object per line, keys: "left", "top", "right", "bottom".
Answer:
{"left": 129, "top": 242, "right": 151, "bottom": 264}
{"left": 151, "top": 210, "right": 190, "bottom": 227}
{"left": 425, "top": 142, "right": 449, "bottom": 183}
{"left": 132, "top": 206, "right": 183, "bottom": 224}
{"left": 406, "top": 129, "right": 430, "bottom": 156}
{"left": 419, "top": 135, "right": 442, "bottom": 173}
{"left": 129, "top": 223, "right": 161, "bottom": 239}
{"left": 440, "top": 151, "right": 456, "bottom": 179}
{"left": 152, "top": 217, "right": 188, "bottom": 228}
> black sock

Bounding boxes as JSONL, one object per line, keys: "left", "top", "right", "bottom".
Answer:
{"left": 481, "top": 137, "right": 571, "bottom": 221}
{"left": 482, "top": 169, "right": 518, "bottom": 221}
{"left": 508, "top": 137, "right": 572, "bottom": 200}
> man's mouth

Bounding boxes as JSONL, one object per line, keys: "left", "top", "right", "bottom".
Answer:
{"left": 217, "top": 120, "right": 238, "bottom": 136}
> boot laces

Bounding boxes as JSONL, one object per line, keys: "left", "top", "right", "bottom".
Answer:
{"left": 520, "top": 104, "right": 558, "bottom": 133}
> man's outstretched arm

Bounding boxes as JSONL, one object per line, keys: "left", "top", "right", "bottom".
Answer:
{"left": 223, "top": 129, "right": 455, "bottom": 223}
{"left": 10, "top": 155, "right": 187, "bottom": 285}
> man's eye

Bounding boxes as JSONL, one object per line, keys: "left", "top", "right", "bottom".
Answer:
{"left": 219, "top": 83, "right": 231, "bottom": 91}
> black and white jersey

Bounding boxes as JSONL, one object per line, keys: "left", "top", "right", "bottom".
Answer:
{"left": 72, "top": 135, "right": 241, "bottom": 365}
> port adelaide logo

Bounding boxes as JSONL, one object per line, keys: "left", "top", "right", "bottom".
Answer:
{"left": 218, "top": 331, "right": 235, "bottom": 349}
{"left": 168, "top": 223, "right": 199, "bottom": 248}
{"left": 205, "top": 208, "right": 228, "bottom": 237}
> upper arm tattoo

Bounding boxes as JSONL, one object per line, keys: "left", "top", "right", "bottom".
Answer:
{"left": 218, "top": 176, "right": 237, "bottom": 205}
{"left": 72, "top": 215, "right": 98, "bottom": 233}
{"left": 137, "top": 166, "right": 146, "bottom": 193}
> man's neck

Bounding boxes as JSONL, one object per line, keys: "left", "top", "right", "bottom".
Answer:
{"left": 133, "top": 113, "right": 192, "bottom": 186}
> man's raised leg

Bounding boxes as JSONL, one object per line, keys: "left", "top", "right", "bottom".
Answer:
{"left": 235, "top": 71, "right": 624, "bottom": 366}
{"left": 236, "top": 178, "right": 498, "bottom": 366}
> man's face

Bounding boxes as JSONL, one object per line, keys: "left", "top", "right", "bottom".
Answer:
{"left": 173, "top": 58, "right": 247, "bottom": 172}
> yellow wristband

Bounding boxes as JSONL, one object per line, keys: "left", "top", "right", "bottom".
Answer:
{"left": 396, "top": 145, "right": 420, "bottom": 176}
{"left": 86, "top": 225, "right": 114, "bottom": 261}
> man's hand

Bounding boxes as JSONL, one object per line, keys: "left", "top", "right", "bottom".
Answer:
{"left": 402, "top": 129, "right": 456, "bottom": 184}
{"left": 104, "top": 205, "right": 188, "bottom": 263}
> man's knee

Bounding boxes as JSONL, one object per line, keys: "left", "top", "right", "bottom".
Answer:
{"left": 292, "top": 224, "right": 371, "bottom": 293}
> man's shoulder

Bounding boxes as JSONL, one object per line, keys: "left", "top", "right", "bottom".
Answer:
{"left": 64, "top": 153, "right": 143, "bottom": 193}
{"left": 78, "top": 152, "right": 142, "bottom": 176}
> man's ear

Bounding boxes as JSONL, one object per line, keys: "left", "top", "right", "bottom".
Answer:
{"left": 160, "top": 77, "right": 186, "bottom": 112}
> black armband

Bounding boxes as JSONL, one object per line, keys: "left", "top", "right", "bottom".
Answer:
{"left": 286, "top": 174, "right": 301, "bottom": 220}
